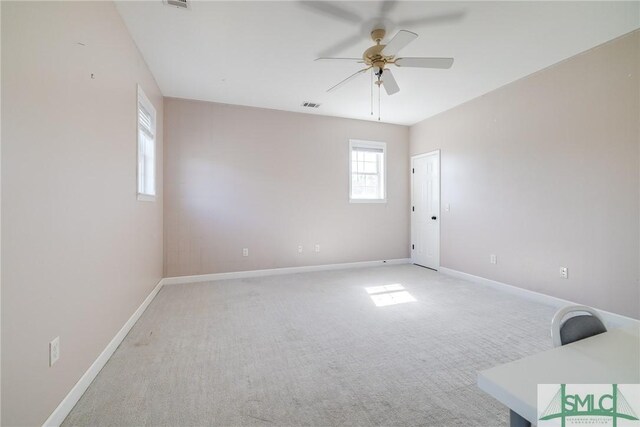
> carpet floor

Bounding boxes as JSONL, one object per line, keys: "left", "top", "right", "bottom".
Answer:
{"left": 62, "top": 264, "right": 555, "bottom": 426}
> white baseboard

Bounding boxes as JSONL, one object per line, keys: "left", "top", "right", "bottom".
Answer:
{"left": 438, "top": 267, "right": 639, "bottom": 329}
{"left": 43, "top": 279, "right": 164, "bottom": 427}
{"left": 162, "top": 258, "right": 412, "bottom": 286}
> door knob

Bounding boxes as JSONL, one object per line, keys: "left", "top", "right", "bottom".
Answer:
{"left": 431, "top": 216, "right": 437, "bottom": 220}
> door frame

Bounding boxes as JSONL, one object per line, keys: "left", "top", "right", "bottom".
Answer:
{"left": 410, "top": 149, "right": 441, "bottom": 270}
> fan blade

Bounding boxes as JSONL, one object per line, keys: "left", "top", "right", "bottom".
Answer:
{"left": 315, "top": 57, "right": 363, "bottom": 62}
{"left": 379, "top": 0, "right": 397, "bottom": 16}
{"left": 382, "top": 68, "right": 400, "bottom": 95}
{"left": 397, "top": 11, "right": 465, "bottom": 27}
{"left": 381, "top": 30, "right": 418, "bottom": 57}
{"left": 298, "top": 1, "right": 362, "bottom": 24}
{"left": 394, "top": 57, "right": 454, "bottom": 69}
{"left": 327, "top": 67, "right": 371, "bottom": 93}
{"left": 318, "top": 33, "right": 363, "bottom": 57}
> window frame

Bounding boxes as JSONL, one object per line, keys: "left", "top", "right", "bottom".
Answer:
{"left": 349, "top": 139, "right": 387, "bottom": 203}
{"left": 137, "top": 85, "right": 156, "bottom": 202}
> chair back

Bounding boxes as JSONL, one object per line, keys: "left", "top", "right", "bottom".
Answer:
{"left": 551, "top": 305, "right": 607, "bottom": 347}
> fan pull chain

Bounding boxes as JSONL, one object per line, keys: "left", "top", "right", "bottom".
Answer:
{"left": 377, "top": 84, "right": 380, "bottom": 121}
{"left": 370, "top": 69, "right": 373, "bottom": 116}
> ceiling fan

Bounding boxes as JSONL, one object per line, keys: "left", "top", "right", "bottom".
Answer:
{"left": 316, "top": 28, "right": 454, "bottom": 96}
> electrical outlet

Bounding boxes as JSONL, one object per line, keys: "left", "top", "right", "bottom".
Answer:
{"left": 242, "top": 248, "right": 249, "bottom": 257}
{"left": 50, "top": 337, "right": 60, "bottom": 367}
{"left": 314, "top": 244, "right": 320, "bottom": 253}
{"left": 490, "top": 254, "right": 497, "bottom": 264}
{"left": 297, "top": 245, "right": 303, "bottom": 254}
{"left": 445, "top": 203, "right": 450, "bottom": 212}
{"left": 560, "top": 267, "right": 568, "bottom": 279}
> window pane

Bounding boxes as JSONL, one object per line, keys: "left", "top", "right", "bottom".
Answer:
{"left": 351, "top": 175, "right": 363, "bottom": 197}
{"left": 353, "top": 150, "right": 362, "bottom": 162}
{"left": 363, "top": 160, "right": 378, "bottom": 173}
{"left": 364, "top": 151, "right": 377, "bottom": 162}
{"left": 351, "top": 173, "right": 381, "bottom": 199}
{"left": 363, "top": 186, "right": 377, "bottom": 198}
{"left": 144, "top": 135, "right": 155, "bottom": 195}
{"left": 138, "top": 130, "right": 146, "bottom": 194}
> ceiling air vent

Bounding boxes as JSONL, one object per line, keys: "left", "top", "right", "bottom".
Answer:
{"left": 301, "top": 102, "right": 321, "bottom": 109}
{"left": 164, "top": 0, "right": 189, "bottom": 10}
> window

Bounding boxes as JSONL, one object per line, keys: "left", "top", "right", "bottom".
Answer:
{"left": 137, "top": 85, "right": 156, "bottom": 201}
{"left": 349, "top": 140, "right": 386, "bottom": 202}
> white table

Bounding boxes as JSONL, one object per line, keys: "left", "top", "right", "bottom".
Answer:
{"left": 478, "top": 326, "right": 640, "bottom": 425}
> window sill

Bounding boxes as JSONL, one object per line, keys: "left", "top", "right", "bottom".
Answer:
{"left": 137, "top": 193, "right": 156, "bottom": 202}
{"left": 349, "top": 198, "right": 387, "bottom": 204}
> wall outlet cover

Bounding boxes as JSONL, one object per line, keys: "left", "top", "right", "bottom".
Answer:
{"left": 242, "top": 248, "right": 249, "bottom": 257}
{"left": 50, "top": 336, "right": 60, "bottom": 367}
{"left": 560, "top": 267, "right": 568, "bottom": 279}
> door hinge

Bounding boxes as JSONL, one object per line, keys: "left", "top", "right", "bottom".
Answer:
{"left": 412, "top": 244, "right": 415, "bottom": 250}
{"left": 412, "top": 206, "right": 415, "bottom": 212}
{"left": 412, "top": 168, "right": 415, "bottom": 173}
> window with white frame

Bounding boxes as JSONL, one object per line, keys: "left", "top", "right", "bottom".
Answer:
{"left": 349, "top": 140, "right": 386, "bottom": 202}
{"left": 137, "top": 85, "right": 156, "bottom": 200}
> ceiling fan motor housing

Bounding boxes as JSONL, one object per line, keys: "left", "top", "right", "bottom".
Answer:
{"left": 363, "top": 44, "right": 390, "bottom": 69}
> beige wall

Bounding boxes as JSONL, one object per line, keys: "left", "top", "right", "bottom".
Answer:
{"left": 1, "top": 2, "right": 164, "bottom": 425}
{"left": 410, "top": 31, "right": 640, "bottom": 319}
{"left": 164, "top": 98, "right": 410, "bottom": 277}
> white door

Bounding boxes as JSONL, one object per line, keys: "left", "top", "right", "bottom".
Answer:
{"left": 411, "top": 151, "right": 440, "bottom": 270}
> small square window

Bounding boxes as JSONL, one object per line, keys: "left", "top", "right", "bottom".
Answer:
{"left": 349, "top": 140, "right": 386, "bottom": 203}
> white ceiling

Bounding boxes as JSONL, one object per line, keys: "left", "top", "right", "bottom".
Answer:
{"left": 115, "top": 1, "right": 639, "bottom": 125}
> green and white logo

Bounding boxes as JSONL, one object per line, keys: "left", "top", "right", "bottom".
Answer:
{"left": 538, "top": 384, "right": 640, "bottom": 426}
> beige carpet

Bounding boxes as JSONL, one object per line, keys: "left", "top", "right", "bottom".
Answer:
{"left": 63, "top": 264, "right": 555, "bottom": 426}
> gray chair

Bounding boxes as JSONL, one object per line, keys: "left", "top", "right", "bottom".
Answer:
{"left": 521, "top": 307, "right": 605, "bottom": 427}
{"left": 510, "top": 410, "right": 532, "bottom": 427}
{"left": 509, "top": 306, "right": 609, "bottom": 427}
{"left": 551, "top": 305, "right": 607, "bottom": 347}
